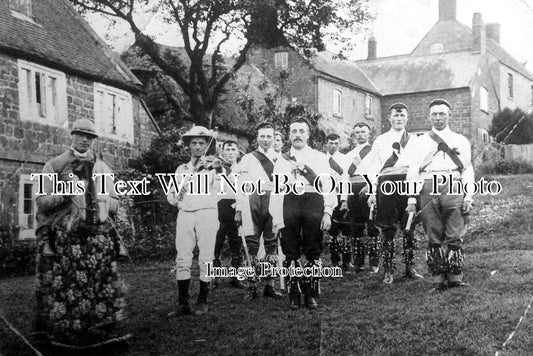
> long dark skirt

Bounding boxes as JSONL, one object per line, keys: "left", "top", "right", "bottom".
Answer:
{"left": 35, "top": 218, "right": 128, "bottom": 348}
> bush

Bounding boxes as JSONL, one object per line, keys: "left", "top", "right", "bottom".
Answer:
{"left": 476, "top": 158, "right": 533, "bottom": 176}
{"left": 0, "top": 233, "right": 37, "bottom": 278}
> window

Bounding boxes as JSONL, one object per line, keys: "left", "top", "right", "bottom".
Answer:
{"left": 274, "top": 52, "right": 288, "bottom": 68}
{"left": 365, "top": 94, "right": 373, "bottom": 116}
{"left": 333, "top": 89, "right": 342, "bottom": 116}
{"left": 430, "top": 43, "right": 444, "bottom": 54}
{"left": 9, "top": 0, "right": 32, "bottom": 17}
{"left": 17, "top": 60, "right": 67, "bottom": 125}
{"left": 479, "top": 128, "right": 489, "bottom": 143}
{"left": 508, "top": 73, "right": 514, "bottom": 98}
{"left": 480, "top": 87, "right": 488, "bottom": 112}
{"left": 18, "top": 174, "right": 38, "bottom": 239}
{"left": 94, "top": 83, "right": 134, "bottom": 143}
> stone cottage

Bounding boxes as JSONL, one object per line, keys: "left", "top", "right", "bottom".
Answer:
{"left": 0, "top": 0, "right": 158, "bottom": 239}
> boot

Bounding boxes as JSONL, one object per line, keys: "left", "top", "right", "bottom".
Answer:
{"left": 230, "top": 257, "right": 245, "bottom": 288}
{"left": 244, "top": 285, "right": 258, "bottom": 301}
{"left": 289, "top": 278, "right": 301, "bottom": 310}
{"left": 167, "top": 279, "right": 191, "bottom": 317}
{"left": 405, "top": 265, "right": 424, "bottom": 279}
{"left": 194, "top": 281, "right": 209, "bottom": 316}
{"left": 264, "top": 284, "right": 283, "bottom": 299}
{"left": 230, "top": 278, "right": 246, "bottom": 289}
{"left": 304, "top": 283, "right": 318, "bottom": 309}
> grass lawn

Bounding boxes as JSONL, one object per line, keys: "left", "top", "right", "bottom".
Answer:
{"left": 1, "top": 174, "right": 532, "bottom": 355}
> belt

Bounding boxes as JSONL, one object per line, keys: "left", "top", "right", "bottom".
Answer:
{"left": 421, "top": 170, "right": 461, "bottom": 180}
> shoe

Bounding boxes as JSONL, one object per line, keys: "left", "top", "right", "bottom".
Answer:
{"left": 369, "top": 265, "right": 379, "bottom": 274}
{"left": 230, "top": 278, "right": 245, "bottom": 289}
{"left": 383, "top": 272, "right": 393, "bottom": 284}
{"left": 194, "top": 302, "right": 208, "bottom": 316}
{"left": 264, "top": 285, "right": 283, "bottom": 299}
{"left": 289, "top": 294, "right": 301, "bottom": 310}
{"left": 448, "top": 281, "right": 470, "bottom": 289}
{"left": 166, "top": 304, "right": 191, "bottom": 318}
{"left": 244, "top": 286, "right": 258, "bottom": 300}
{"left": 428, "top": 282, "right": 448, "bottom": 293}
{"left": 405, "top": 265, "right": 424, "bottom": 280}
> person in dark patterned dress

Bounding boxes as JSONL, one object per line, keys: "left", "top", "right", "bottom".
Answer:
{"left": 34, "top": 119, "right": 129, "bottom": 349}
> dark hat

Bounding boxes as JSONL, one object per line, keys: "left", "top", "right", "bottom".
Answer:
{"left": 326, "top": 132, "right": 341, "bottom": 141}
{"left": 389, "top": 102, "right": 408, "bottom": 112}
{"left": 353, "top": 121, "right": 371, "bottom": 130}
{"left": 71, "top": 119, "right": 98, "bottom": 138}
{"left": 429, "top": 98, "right": 452, "bottom": 110}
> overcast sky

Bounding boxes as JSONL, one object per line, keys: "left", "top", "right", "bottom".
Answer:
{"left": 86, "top": 0, "right": 533, "bottom": 70}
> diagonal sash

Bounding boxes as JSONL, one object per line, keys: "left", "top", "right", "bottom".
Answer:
{"left": 251, "top": 150, "right": 274, "bottom": 181}
{"left": 381, "top": 131, "right": 410, "bottom": 171}
{"left": 421, "top": 131, "right": 464, "bottom": 172}
{"left": 347, "top": 145, "right": 372, "bottom": 176}
{"left": 283, "top": 153, "right": 318, "bottom": 184}
{"left": 328, "top": 156, "right": 344, "bottom": 176}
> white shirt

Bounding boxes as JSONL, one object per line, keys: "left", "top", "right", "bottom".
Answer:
{"left": 356, "top": 129, "right": 418, "bottom": 185}
{"left": 406, "top": 126, "right": 475, "bottom": 201}
{"left": 269, "top": 145, "right": 337, "bottom": 228}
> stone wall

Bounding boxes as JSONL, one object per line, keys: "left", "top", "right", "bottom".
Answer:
{"left": 380, "top": 88, "right": 472, "bottom": 138}
{"left": 0, "top": 52, "right": 158, "bottom": 237}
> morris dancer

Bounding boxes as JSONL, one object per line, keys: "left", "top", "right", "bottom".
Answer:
{"left": 270, "top": 117, "right": 336, "bottom": 309}
{"left": 406, "top": 99, "right": 474, "bottom": 291}
{"left": 235, "top": 122, "right": 283, "bottom": 300}
{"left": 346, "top": 122, "right": 380, "bottom": 273}
{"left": 361, "top": 103, "right": 424, "bottom": 284}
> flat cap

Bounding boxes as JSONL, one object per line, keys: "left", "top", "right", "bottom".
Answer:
{"left": 353, "top": 121, "right": 371, "bottom": 130}
{"left": 429, "top": 98, "right": 452, "bottom": 110}
{"left": 389, "top": 102, "right": 408, "bottom": 112}
{"left": 71, "top": 119, "right": 98, "bottom": 138}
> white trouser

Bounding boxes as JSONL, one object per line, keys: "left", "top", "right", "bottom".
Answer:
{"left": 175, "top": 208, "right": 219, "bottom": 282}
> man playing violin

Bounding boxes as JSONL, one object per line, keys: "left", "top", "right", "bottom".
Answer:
{"left": 167, "top": 126, "right": 221, "bottom": 317}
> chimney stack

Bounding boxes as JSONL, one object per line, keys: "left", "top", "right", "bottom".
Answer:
{"left": 486, "top": 23, "right": 501, "bottom": 44}
{"left": 472, "top": 13, "right": 486, "bottom": 55}
{"left": 439, "top": 0, "right": 457, "bottom": 20}
{"left": 367, "top": 36, "right": 377, "bottom": 60}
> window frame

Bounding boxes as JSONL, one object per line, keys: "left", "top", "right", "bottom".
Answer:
{"left": 18, "top": 174, "right": 38, "bottom": 240}
{"left": 332, "top": 89, "right": 342, "bottom": 117}
{"left": 93, "top": 83, "right": 135, "bottom": 143}
{"left": 365, "top": 94, "right": 373, "bottom": 117}
{"left": 17, "top": 59, "right": 67, "bottom": 126}
{"left": 430, "top": 43, "right": 444, "bottom": 54}
{"left": 507, "top": 73, "right": 514, "bottom": 99}
{"left": 274, "top": 52, "right": 288, "bottom": 68}
{"left": 480, "top": 86, "right": 489, "bottom": 113}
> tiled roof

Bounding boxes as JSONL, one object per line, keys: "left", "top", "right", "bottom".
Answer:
{"left": 0, "top": 0, "right": 140, "bottom": 91}
{"left": 487, "top": 39, "right": 533, "bottom": 81}
{"left": 410, "top": 18, "right": 533, "bottom": 80}
{"left": 357, "top": 52, "right": 480, "bottom": 95}
{"left": 311, "top": 50, "right": 381, "bottom": 95}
